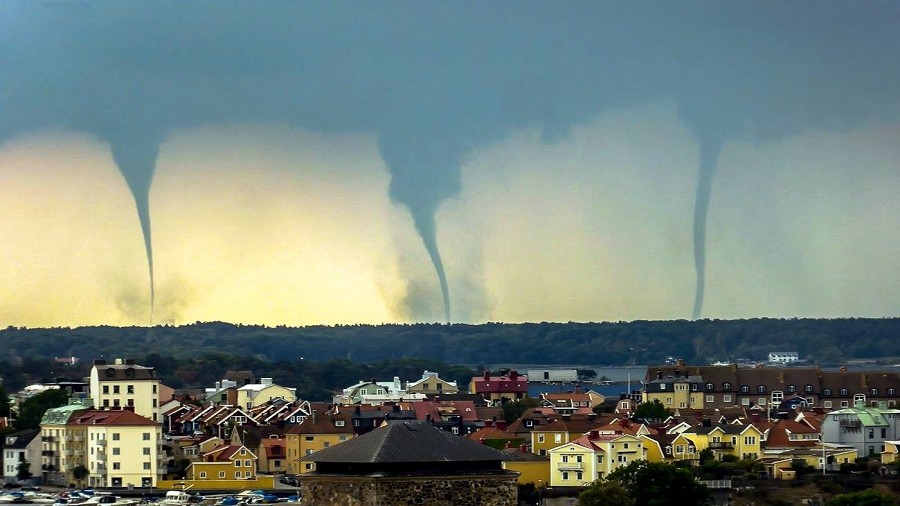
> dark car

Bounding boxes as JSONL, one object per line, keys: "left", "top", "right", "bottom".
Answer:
{"left": 21, "top": 486, "right": 41, "bottom": 491}
{"left": 2, "top": 483, "right": 22, "bottom": 489}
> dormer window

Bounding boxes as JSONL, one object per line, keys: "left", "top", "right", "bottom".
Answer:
{"left": 705, "top": 383, "right": 714, "bottom": 391}
{"left": 870, "top": 388, "right": 878, "bottom": 396}
{"left": 805, "top": 385, "right": 814, "bottom": 393}
{"left": 889, "top": 388, "right": 896, "bottom": 396}
{"left": 757, "top": 385, "right": 766, "bottom": 394}
{"left": 335, "top": 420, "right": 345, "bottom": 427}
{"left": 723, "top": 383, "right": 732, "bottom": 391}
{"left": 823, "top": 388, "right": 832, "bottom": 396}
{"left": 787, "top": 385, "right": 796, "bottom": 394}
{"left": 840, "top": 388, "right": 848, "bottom": 396}
{"left": 740, "top": 385, "right": 749, "bottom": 393}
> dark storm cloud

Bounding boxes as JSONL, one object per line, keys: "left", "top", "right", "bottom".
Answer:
{"left": 1, "top": 1, "right": 898, "bottom": 321}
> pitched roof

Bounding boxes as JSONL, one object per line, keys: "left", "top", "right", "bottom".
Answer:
{"left": 68, "top": 409, "right": 158, "bottom": 426}
{"left": 301, "top": 420, "right": 507, "bottom": 464}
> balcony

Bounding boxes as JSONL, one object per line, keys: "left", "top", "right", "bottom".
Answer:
{"left": 96, "top": 466, "right": 107, "bottom": 476}
{"left": 41, "top": 450, "right": 55, "bottom": 456}
{"left": 839, "top": 419, "right": 861, "bottom": 429}
{"left": 96, "top": 439, "right": 107, "bottom": 446}
{"left": 708, "top": 442, "right": 734, "bottom": 450}
{"left": 558, "top": 461, "right": 585, "bottom": 471}
{"left": 73, "top": 436, "right": 84, "bottom": 442}
{"left": 41, "top": 436, "right": 54, "bottom": 442}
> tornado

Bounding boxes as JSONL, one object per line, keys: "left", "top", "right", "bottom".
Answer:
{"left": 109, "top": 136, "right": 161, "bottom": 325}
{"left": 411, "top": 210, "right": 451, "bottom": 324}
{"left": 691, "top": 135, "right": 723, "bottom": 320}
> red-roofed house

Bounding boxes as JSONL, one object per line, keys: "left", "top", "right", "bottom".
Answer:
{"left": 469, "top": 370, "right": 528, "bottom": 405}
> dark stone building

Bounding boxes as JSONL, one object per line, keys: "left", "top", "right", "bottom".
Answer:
{"left": 299, "top": 420, "right": 517, "bottom": 506}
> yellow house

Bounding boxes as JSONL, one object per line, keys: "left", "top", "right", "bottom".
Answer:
{"left": 285, "top": 411, "right": 353, "bottom": 474}
{"left": 640, "top": 433, "right": 699, "bottom": 465}
{"left": 530, "top": 417, "right": 603, "bottom": 456}
{"left": 236, "top": 379, "right": 297, "bottom": 409}
{"left": 501, "top": 447, "right": 551, "bottom": 486}
{"left": 882, "top": 441, "right": 899, "bottom": 467}
{"left": 548, "top": 431, "right": 643, "bottom": 487}
{"left": 763, "top": 446, "right": 858, "bottom": 473}
{"left": 643, "top": 373, "right": 704, "bottom": 411}
{"left": 682, "top": 423, "right": 761, "bottom": 461}
{"left": 187, "top": 444, "right": 257, "bottom": 481}
{"left": 406, "top": 371, "right": 459, "bottom": 396}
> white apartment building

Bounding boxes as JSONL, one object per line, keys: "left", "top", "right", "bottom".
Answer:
{"left": 89, "top": 358, "right": 161, "bottom": 422}
{"left": 768, "top": 352, "right": 800, "bottom": 364}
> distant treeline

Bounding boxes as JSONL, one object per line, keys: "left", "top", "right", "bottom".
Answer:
{"left": 1, "top": 318, "right": 898, "bottom": 378}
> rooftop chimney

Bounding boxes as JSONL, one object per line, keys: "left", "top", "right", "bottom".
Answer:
{"left": 589, "top": 430, "right": 599, "bottom": 440}
{"left": 484, "top": 371, "right": 491, "bottom": 381}
{"left": 497, "top": 421, "right": 508, "bottom": 431}
{"left": 509, "top": 370, "right": 518, "bottom": 380}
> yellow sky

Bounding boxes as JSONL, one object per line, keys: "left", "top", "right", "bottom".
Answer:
{"left": 1, "top": 103, "right": 898, "bottom": 327}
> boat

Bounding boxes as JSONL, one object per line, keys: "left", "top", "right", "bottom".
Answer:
{"left": 79, "top": 495, "right": 139, "bottom": 506}
{"left": 158, "top": 491, "right": 192, "bottom": 506}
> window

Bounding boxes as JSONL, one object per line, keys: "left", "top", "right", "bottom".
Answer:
{"left": 219, "top": 472, "right": 226, "bottom": 479}
{"left": 335, "top": 420, "right": 345, "bottom": 427}
{"left": 881, "top": 428, "right": 886, "bottom": 438}
{"left": 665, "top": 397, "right": 673, "bottom": 405}
{"left": 757, "top": 385, "right": 766, "bottom": 394}
{"left": 871, "top": 388, "right": 878, "bottom": 396}
{"left": 676, "top": 444, "right": 684, "bottom": 454}
{"left": 823, "top": 388, "right": 832, "bottom": 396}
{"left": 142, "top": 447, "right": 150, "bottom": 455}
{"left": 706, "top": 383, "right": 714, "bottom": 391}
{"left": 706, "top": 395, "right": 714, "bottom": 403}
{"left": 823, "top": 401, "right": 833, "bottom": 409}
{"left": 723, "top": 383, "right": 732, "bottom": 391}
{"left": 741, "top": 385, "right": 749, "bottom": 393}
{"left": 723, "top": 395, "right": 732, "bottom": 403}
{"left": 562, "top": 455, "right": 569, "bottom": 463}
{"left": 324, "top": 442, "right": 330, "bottom": 448}
{"left": 840, "top": 388, "right": 848, "bottom": 396}
{"left": 113, "top": 399, "right": 120, "bottom": 407}
{"left": 623, "top": 443, "right": 629, "bottom": 449}
{"left": 854, "top": 394, "right": 866, "bottom": 404}
{"left": 889, "top": 388, "right": 896, "bottom": 395}
{"left": 244, "top": 460, "right": 251, "bottom": 467}
{"left": 787, "top": 385, "right": 796, "bottom": 394}
{"left": 199, "top": 472, "right": 206, "bottom": 479}
{"left": 143, "top": 432, "right": 151, "bottom": 440}
{"left": 152, "top": 399, "right": 157, "bottom": 408}
{"left": 665, "top": 446, "right": 672, "bottom": 455}
{"left": 758, "top": 398, "right": 766, "bottom": 405}
{"left": 679, "top": 402, "right": 686, "bottom": 408}
{"left": 538, "top": 434, "right": 545, "bottom": 443}
{"left": 143, "top": 462, "right": 151, "bottom": 470}
{"left": 691, "top": 384, "right": 698, "bottom": 391}
{"left": 744, "top": 436, "right": 756, "bottom": 445}
{"left": 152, "top": 384, "right": 157, "bottom": 394}
{"left": 127, "top": 385, "right": 134, "bottom": 394}
{"left": 576, "top": 471, "right": 583, "bottom": 481}
{"left": 841, "top": 401, "right": 849, "bottom": 408}
{"left": 235, "top": 472, "right": 241, "bottom": 479}
{"left": 305, "top": 436, "right": 314, "bottom": 441}
{"left": 554, "top": 434, "right": 562, "bottom": 443}
{"left": 741, "top": 398, "right": 750, "bottom": 406}
{"left": 659, "top": 383, "right": 666, "bottom": 390}
{"left": 103, "top": 385, "right": 109, "bottom": 394}
{"left": 103, "top": 400, "right": 109, "bottom": 407}
{"left": 113, "top": 462, "right": 120, "bottom": 470}
{"left": 113, "top": 448, "right": 120, "bottom": 456}
{"left": 562, "top": 472, "right": 569, "bottom": 481}
{"left": 805, "top": 385, "right": 814, "bottom": 393}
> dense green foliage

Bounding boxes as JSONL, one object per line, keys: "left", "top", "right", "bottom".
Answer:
{"left": 2, "top": 318, "right": 898, "bottom": 369}
{"left": 826, "top": 489, "right": 898, "bottom": 506}
{"left": 633, "top": 399, "right": 670, "bottom": 421}
{"left": 14, "top": 388, "right": 69, "bottom": 430}
{"left": 579, "top": 460, "right": 709, "bottom": 506}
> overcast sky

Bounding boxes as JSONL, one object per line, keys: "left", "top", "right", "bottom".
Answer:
{"left": 1, "top": 1, "right": 898, "bottom": 327}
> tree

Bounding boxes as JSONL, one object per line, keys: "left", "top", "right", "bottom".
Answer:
{"left": 608, "top": 460, "right": 710, "bottom": 506}
{"left": 632, "top": 400, "right": 670, "bottom": 421}
{"left": 578, "top": 480, "right": 635, "bottom": 506}
{"left": 0, "top": 385, "right": 10, "bottom": 418}
{"left": 71, "top": 464, "right": 89, "bottom": 487}
{"left": 825, "top": 489, "right": 898, "bottom": 506}
{"left": 14, "top": 388, "right": 69, "bottom": 430}
{"left": 16, "top": 460, "right": 32, "bottom": 481}
{"left": 502, "top": 398, "right": 540, "bottom": 424}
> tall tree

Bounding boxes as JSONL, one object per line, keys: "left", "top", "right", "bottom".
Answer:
{"left": 14, "top": 388, "right": 69, "bottom": 430}
{"left": 16, "top": 460, "right": 32, "bottom": 481}
{"left": 578, "top": 480, "right": 635, "bottom": 506}
{"left": 608, "top": 460, "right": 709, "bottom": 506}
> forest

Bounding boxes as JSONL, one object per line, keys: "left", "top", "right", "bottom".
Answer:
{"left": 0, "top": 318, "right": 898, "bottom": 399}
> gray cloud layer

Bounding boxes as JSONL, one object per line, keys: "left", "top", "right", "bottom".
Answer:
{"left": 2, "top": 1, "right": 898, "bottom": 321}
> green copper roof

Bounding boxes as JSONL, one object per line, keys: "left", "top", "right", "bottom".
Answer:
{"left": 40, "top": 398, "right": 93, "bottom": 425}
